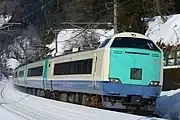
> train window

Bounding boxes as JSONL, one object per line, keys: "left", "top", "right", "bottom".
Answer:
{"left": 19, "top": 71, "right": 24, "bottom": 77}
{"left": 28, "top": 66, "right": 43, "bottom": 77}
{"left": 54, "top": 59, "right": 93, "bottom": 75}
{"left": 99, "top": 38, "right": 111, "bottom": 48}
{"left": 15, "top": 72, "right": 18, "bottom": 78}
{"left": 111, "top": 37, "right": 160, "bottom": 51}
{"left": 130, "top": 68, "right": 142, "bottom": 80}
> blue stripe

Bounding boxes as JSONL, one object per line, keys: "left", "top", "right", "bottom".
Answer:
{"left": 26, "top": 80, "right": 44, "bottom": 89}
{"left": 17, "top": 80, "right": 161, "bottom": 98}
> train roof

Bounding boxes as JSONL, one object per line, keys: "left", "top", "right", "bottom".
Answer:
{"left": 14, "top": 32, "right": 151, "bottom": 70}
{"left": 113, "top": 32, "right": 150, "bottom": 40}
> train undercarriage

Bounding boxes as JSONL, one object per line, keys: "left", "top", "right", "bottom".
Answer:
{"left": 14, "top": 85, "right": 157, "bottom": 115}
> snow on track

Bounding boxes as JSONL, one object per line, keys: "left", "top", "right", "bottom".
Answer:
{"left": 1, "top": 81, "right": 164, "bottom": 120}
{"left": 0, "top": 82, "right": 27, "bottom": 120}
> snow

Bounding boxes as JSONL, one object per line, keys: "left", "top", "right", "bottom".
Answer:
{"left": 146, "top": 14, "right": 180, "bottom": 45}
{"left": 156, "top": 89, "right": 180, "bottom": 120}
{"left": 0, "top": 81, "right": 163, "bottom": 120}
{"left": 99, "top": 29, "right": 114, "bottom": 43}
{"left": 0, "top": 82, "right": 26, "bottom": 120}
{"left": 163, "top": 65, "right": 180, "bottom": 69}
{"left": 0, "top": 15, "right": 12, "bottom": 27}
{"left": 0, "top": 107, "right": 26, "bottom": 120}
{"left": 46, "top": 29, "right": 113, "bottom": 57}
{"left": 6, "top": 58, "right": 20, "bottom": 69}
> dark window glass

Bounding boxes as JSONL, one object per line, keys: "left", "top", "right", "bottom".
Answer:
{"left": 111, "top": 37, "right": 160, "bottom": 51}
{"left": 28, "top": 66, "right": 43, "bottom": 77}
{"left": 19, "top": 71, "right": 24, "bottom": 77}
{"left": 99, "top": 38, "right": 111, "bottom": 48}
{"left": 130, "top": 68, "right": 142, "bottom": 80}
{"left": 15, "top": 72, "right": 18, "bottom": 78}
{"left": 54, "top": 59, "right": 93, "bottom": 75}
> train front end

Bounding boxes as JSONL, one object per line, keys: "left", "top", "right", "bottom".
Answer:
{"left": 102, "top": 32, "right": 163, "bottom": 112}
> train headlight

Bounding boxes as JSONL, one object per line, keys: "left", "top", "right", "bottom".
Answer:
{"left": 149, "top": 81, "right": 160, "bottom": 86}
{"left": 109, "top": 78, "right": 121, "bottom": 83}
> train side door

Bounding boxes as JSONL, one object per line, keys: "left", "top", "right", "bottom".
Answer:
{"left": 24, "top": 65, "right": 28, "bottom": 87}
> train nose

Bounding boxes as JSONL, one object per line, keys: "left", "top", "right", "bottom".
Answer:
{"left": 109, "top": 48, "right": 161, "bottom": 86}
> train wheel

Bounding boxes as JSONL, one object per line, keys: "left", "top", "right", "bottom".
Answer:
{"left": 87, "top": 95, "right": 103, "bottom": 108}
{"left": 32, "top": 88, "right": 36, "bottom": 95}
{"left": 75, "top": 93, "right": 80, "bottom": 104}
{"left": 82, "top": 94, "right": 87, "bottom": 106}
{"left": 60, "top": 93, "right": 68, "bottom": 102}
{"left": 40, "top": 90, "right": 45, "bottom": 97}
{"left": 68, "top": 93, "right": 75, "bottom": 103}
{"left": 53, "top": 91, "right": 60, "bottom": 100}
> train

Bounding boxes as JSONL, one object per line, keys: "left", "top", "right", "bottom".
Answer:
{"left": 13, "top": 32, "right": 163, "bottom": 113}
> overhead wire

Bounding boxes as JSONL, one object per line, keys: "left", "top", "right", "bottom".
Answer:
{"left": 51, "top": 0, "right": 132, "bottom": 43}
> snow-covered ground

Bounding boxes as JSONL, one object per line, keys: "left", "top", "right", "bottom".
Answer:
{"left": 0, "top": 82, "right": 26, "bottom": 120}
{"left": 156, "top": 89, "right": 180, "bottom": 120}
{"left": 0, "top": 81, "right": 163, "bottom": 120}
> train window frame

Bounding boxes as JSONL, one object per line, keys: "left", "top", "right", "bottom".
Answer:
{"left": 110, "top": 37, "right": 160, "bottom": 52}
{"left": 130, "top": 68, "right": 142, "bottom": 80}
{"left": 19, "top": 70, "right": 24, "bottom": 77}
{"left": 53, "top": 59, "right": 93, "bottom": 75}
{"left": 15, "top": 71, "right": 18, "bottom": 78}
{"left": 99, "top": 38, "right": 111, "bottom": 48}
{"left": 27, "top": 66, "right": 43, "bottom": 77}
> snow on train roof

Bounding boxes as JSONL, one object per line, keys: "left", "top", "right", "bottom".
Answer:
{"left": 113, "top": 32, "right": 150, "bottom": 40}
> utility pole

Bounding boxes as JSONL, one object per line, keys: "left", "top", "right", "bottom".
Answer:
{"left": 55, "top": 31, "right": 58, "bottom": 54}
{"left": 114, "top": 0, "right": 118, "bottom": 34}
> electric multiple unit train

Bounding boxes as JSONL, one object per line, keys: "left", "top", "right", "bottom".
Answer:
{"left": 13, "top": 32, "right": 163, "bottom": 113}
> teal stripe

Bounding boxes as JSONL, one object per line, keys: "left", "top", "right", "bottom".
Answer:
{"left": 43, "top": 59, "right": 49, "bottom": 80}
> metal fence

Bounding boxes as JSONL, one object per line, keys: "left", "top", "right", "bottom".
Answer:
{"left": 164, "top": 49, "right": 180, "bottom": 66}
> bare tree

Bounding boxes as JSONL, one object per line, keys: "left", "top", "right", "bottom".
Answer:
{"left": 63, "top": 28, "right": 100, "bottom": 51}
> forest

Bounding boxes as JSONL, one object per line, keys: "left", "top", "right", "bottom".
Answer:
{"left": 0, "top": 0, "right": 180, "bottom": 66}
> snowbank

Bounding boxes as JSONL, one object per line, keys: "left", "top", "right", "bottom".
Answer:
{"left": 146, "top": 14, "right": 180, "bottom": 45}
{"left": 1, "top": 81, "right": 163, "bottom": 120}
{"left": 156, "top": 89, "right": 180, "bottom": 120}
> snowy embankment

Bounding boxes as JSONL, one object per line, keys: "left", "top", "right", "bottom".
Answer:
{"left": 156, "top": 89, "right": 180, "bottom": 120}
{"left": 0, "top": 82, "right": 26, "bottom": 120}
{"left": 0, "top": 81, "right": 163, "bottom": 120}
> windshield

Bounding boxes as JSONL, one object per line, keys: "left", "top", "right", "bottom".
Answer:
{"left": 99, "top": 38, "right": 111, "bottom": 48}
{"left": 111, "top": 37, "right": 160, "bottom": 51}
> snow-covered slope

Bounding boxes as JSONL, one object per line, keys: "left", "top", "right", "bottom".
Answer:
{"left": 156, "top": 89, "right": 180, "bottom": 120}
{"left": 146, "top": 14, "right": 180, "bottom": 45}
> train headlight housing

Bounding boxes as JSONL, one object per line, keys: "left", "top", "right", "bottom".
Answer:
{"left": 149, "top": 81, "right": 160, "bottom": 86}
{"left": 109, "top": 78, "right": 121, "bottom": 83}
